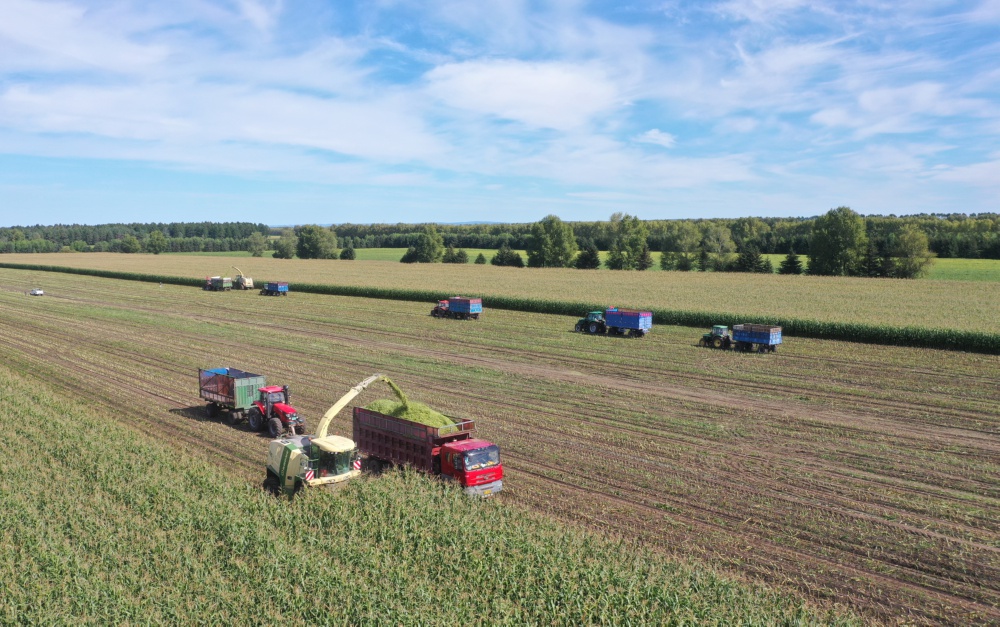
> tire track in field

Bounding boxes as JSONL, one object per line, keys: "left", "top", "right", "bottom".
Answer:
{"left": 1, "top": 282, "right": 1000, "bottom": 618}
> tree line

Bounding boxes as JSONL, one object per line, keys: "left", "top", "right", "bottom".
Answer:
{"left": 332, "top": 213, "right": 1000, "bottom": 260}
{"left": 393, "top": 208, "right": 939, "bottom": 278}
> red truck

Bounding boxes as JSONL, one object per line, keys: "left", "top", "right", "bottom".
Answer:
{"left": 353, "top": 407, "right": 503, "bottom": 496}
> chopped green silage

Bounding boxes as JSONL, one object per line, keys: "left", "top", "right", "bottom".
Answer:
{"left": 365, "top": 377, "right": 455, "bottom": 428}
{"left": 365, "top": 398, "right": 455, "bottom": 428}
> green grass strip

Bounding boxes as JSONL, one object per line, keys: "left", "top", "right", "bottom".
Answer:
{"left": 3, "top": 262, "right": 997, "bottom": 353}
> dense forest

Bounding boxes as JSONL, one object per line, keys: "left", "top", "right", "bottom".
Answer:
{"left": 334, "top": 214, "right": 1000, "bottom": 259}
{"left": 1, "top": 214, "right": 998, "bottom": 259}
{"left": 0, "top": 222, "right": 269, "bottom": 254}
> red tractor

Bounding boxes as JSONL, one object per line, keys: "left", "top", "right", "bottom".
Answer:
{"left": 247, "top": 385, "right": 305, "bottom": 438}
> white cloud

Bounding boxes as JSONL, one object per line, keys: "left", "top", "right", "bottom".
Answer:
{"left": 0, "top": 0, "right": 168, "bottom": 72}
{"left": 235, "top": 0, "right": 284, "bottom": 33}
{"left": 425, "top": 59, "right": 620, "bottom": 130}
{"left": 634, "top": 129, "right": 676, "bottom": 148}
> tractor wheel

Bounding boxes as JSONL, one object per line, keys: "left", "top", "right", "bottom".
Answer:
{"left": 206, "top": 403, "right": 219, "bottom": 418}
{"left": 712, "top": 338, "right": 723, "bottom": 349}
{"left": 575, "top": 323, "right": 583, "bottom": 332}
{"left": 294, "top": 424, "right": 306, "bottom": 436}
{"left": 267, "top": 418, "right": 283, "bottom": 439}
{"left": 262, "top": 469, "right": 281, "bottom": 496}
{"left": 588, "top": 322, "right": 600, "bottom": 334}
{"left": 247, "top": 407, "right": 264, "bottom": 432}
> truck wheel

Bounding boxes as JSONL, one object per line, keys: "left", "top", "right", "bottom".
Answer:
{"left": 247, "top": 408, "right": 264, "bottom": 432}
{"left": 206, "top": 403, "right": 219, "bottom": 418}
{"left": 588, "top": 322, "right": 600, "bottom": 334}
{"left": 227, "top": 410, "right": 243, "bottom": 426}
{"left": 267, "top": 418, "right": 283, "bottom": 439}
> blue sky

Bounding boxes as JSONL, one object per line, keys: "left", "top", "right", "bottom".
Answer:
{"left": 1, "top": 0, "right": 998, "bottom": 227}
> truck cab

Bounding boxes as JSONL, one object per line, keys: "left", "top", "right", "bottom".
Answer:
{"left": 439, "top": 439, "right": 503, "bottom": 497}
{"left": 575, "top": 311, "right": 606, "bottom": 334}
{"left": 267, "top": 434, "right": 361, "bottom": 497}
{"left": 250, "top": 385, "right": 305, "bottom": 438}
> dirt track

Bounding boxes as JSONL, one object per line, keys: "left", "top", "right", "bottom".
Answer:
{"left": 2, "top": 270, "right": 998, "bottom": 625}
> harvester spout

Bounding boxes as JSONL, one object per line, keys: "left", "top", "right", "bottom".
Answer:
{"left": 315, "top": 374, "right": 386, "bottom": 438}
{"left": 232, "top": 265, "right": 244, "bottom": 278}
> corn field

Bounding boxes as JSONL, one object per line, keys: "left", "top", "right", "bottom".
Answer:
{"left": 2, "top": 253, "right": 998, "bottom": 351}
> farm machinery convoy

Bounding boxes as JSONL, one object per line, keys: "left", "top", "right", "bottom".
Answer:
{"left": 265, "top": 374, "right": 504, "bottom": 498}
{"left": 198, "top": 368, "right": 503, "bottom": 498}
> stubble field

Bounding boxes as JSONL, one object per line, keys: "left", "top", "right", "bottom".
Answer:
{"left": 4, "top": 252, "right": 998, "bottom": 332}
{"left": 1, "top": 266, "right": 997, "bottom": 624}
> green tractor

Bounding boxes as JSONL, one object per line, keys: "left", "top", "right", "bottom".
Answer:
{"left": 700, "top": 325, "right": 732, "bottom": 349}
{"left": 575, "top": 311, "right": 607, "bottom": 334}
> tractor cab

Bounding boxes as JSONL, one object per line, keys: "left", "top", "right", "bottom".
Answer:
{"left": 253, "top": 385, "right": 305, "bottom": 436}
{"left": 575, "top": 310, "right": 608, "bottom": 334}
{"left": 701, "top": 325, "right": 732, "bottom": 348}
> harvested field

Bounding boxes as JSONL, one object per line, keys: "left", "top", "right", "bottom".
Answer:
{"left": 3, "top": 252, "right": 998, "bottom": 332}
{"left": 1, "top": 267, "right": 998, "bottom": 624}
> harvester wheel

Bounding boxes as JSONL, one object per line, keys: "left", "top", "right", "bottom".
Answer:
{"left": 267, "top": 418, "right": 283, "bottom": 439}
{"left": 712, "top": 338, "right": 723, "bottom": 348}
{"left": 247, "top": 408, "right": 264, "bottom": 432}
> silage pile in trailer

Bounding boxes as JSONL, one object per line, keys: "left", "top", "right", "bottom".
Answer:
{"left": 365, "top": 377, "right": 456, "bottom": 429}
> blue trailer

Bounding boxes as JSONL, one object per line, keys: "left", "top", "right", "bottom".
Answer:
{"left": 260, "top": 281, "right": 289, "bottom": 296}
{"left": 431, "top": 297, "right": 482, "bottom": 320}
{"left": 575, "top": 307, "right": 652, "bottom": 338}
{"left": 701, "top": 324, "right": 782, "bottom": 353}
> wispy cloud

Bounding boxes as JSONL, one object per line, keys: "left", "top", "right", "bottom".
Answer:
{"left": 0, "top": 0, "right": 997, "bottom": 224}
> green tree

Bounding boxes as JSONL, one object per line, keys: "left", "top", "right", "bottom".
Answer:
{"left": 808, "top": 207, "right": 867, "bottom": 276}
{"left": 442, "top": 244, "right": 458, "bottom": 263}
{"left": 491, "top": 244, "right": 524, "bottom": 267}
{"left": 146, "top": 230, "right": 168, "bottom": 255}
{"left": 70, "top": 240, "right": 89, "bottom": 252}
{"left": 890, "top": 224, "right": 934, "bottom": 278}
{"left": 659, "top": 251, "right": 677, "bottom": 270}
{"left": 246, "top": 232, "right": 267, "bottom": 257}
{"left": 120, "top": 234, "right": 141, "bottom": 253}
{"left": 339, "top": 247, "right": 356, "bottom": 260}
{"left": 606, "top": 214, "right": 649, "bottom": 270}
{"left": 454, "top": 249, "right": 469, "bottom": 264}
{"left": 730, "top": 217, "right": 770, "bottom": 251}
{"left": 734, "top": 245, "right": 767, "bottom": 273}
{"left": 696, "top": 247, "right": 710, "bottom": 272}
{"left": 296, "top": 225, "right": 338, "bottom": 259}
{"left": 637, "top": 243, "right": 654, "bottom": 271}
{"left": 778, "top": 250, "right": 804, "bottom": 275}
{"left": 474, "top": 252, "right": 487, "bottom": 264}
{"left": 526, "top": 215, "right": 578, "bottom": 268}
{"left": 406, "top": 225, "right": 444, "bottom": 263}
{"left": 575, "top": 240, "right": 601, "bottom": 269}
{"left": 272, "top": 231, "right": 297, "bottom": 259}
{"left": 700, "top": 224, "right": 736, "bottom": 270}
